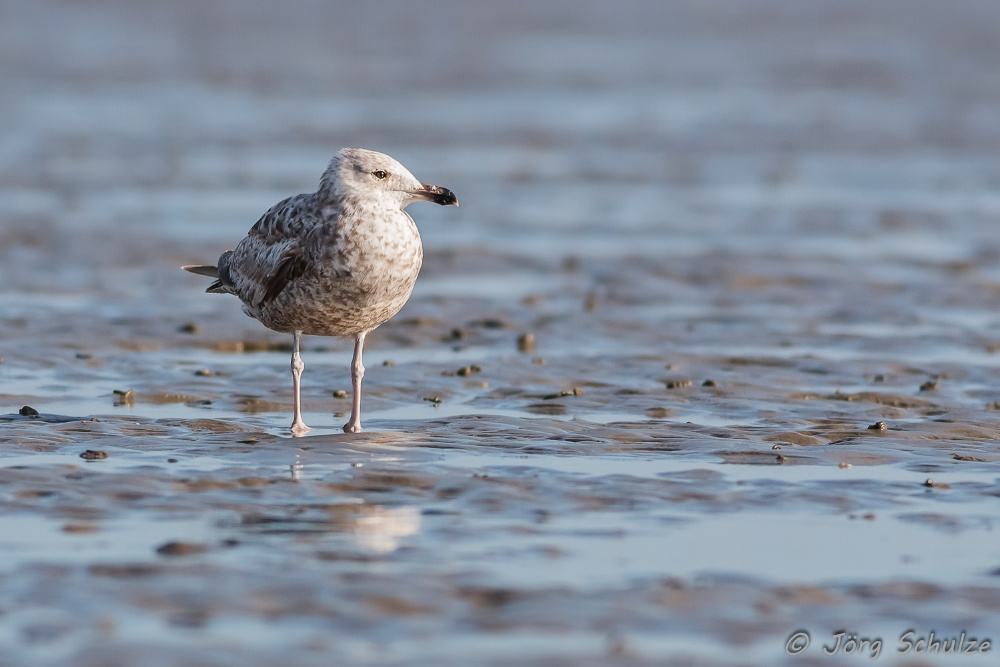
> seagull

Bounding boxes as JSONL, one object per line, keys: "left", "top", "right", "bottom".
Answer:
{"left": 183, "top": 148, "right": 458, "bottom": 435}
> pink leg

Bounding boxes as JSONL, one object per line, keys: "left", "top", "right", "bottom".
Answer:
{"left": 343, "top": 330, "right": 367, "bottom": 433}
{"left": 290, "top": 330, "right": 310, "bottom": 436}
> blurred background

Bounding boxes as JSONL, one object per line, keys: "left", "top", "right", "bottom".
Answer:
{"left": 4, "top": 0, "right": 999, "bottom": 331}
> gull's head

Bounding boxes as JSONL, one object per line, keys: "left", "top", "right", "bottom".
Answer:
{"left": 321, "top": 148, "right": 458, "bottom": 209}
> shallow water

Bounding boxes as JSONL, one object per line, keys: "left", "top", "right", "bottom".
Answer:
{"left": 4, "top": 1, "right": 1000, "bottom": 665}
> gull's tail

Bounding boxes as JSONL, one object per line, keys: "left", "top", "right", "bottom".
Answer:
{"left": 181, "top": 264, "right": 218, "bottom": 278}
{"left": 182, "top": 254, "right": 233, "bottom": 294}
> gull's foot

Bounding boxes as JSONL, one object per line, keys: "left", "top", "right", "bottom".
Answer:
{"left": 342, "top": 421, "right": 362, "bottom": 434}
{"left": 291, "top": 420, "right": 311, "bottom": 437}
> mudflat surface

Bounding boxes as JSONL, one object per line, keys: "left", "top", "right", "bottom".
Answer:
{"left": 2, "top": 1, "right": 1000, "bottom": 665}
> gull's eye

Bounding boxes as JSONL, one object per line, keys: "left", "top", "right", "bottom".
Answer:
{"left": 372, "top": 170, "right": 389, "bottom": 180}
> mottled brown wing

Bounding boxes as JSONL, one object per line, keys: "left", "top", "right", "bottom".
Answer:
{"left": 228, "top": 193, "right": 330, "bottom": 310}
{"left": 259, "top": 245, "right": 309, "bottom": 306}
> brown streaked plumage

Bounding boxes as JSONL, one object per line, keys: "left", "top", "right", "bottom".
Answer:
{"left": 183, "top": 148, "right": 458, "bottom": 435}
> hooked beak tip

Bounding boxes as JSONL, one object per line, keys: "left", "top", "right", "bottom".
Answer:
{"left": 413, "top": 183, "right": 459, "bottom": 207}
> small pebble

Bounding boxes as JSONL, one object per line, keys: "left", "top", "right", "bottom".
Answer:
{"left": 771, "top": 444, "right": 781, "bottom": 450}
{"left": 382, "top": 360, "right": 395, "bottom": 367}
{"left": 702, "top": 379, "right": 717, "bottom": 387}
{"left": 472, "top": 318, "right": 507, "bottom": 329}
{"left": 80, "top": 450, "right": 109, "bottom": 460}
{"left": 424, "top": 396, "right": 443, "bottom": 404}
{"left": 456, "top": 365, "right": 482, "bottom": 377}
{"left": 919, "top": 380, "right": 938, "bottom": 392}
{"left": 155, "top": 541, "right": 208, "bottom": 557}
{"left": 19, "top": 405, "right": 39, "bottom": 417}
{"left": 872, "top": 374, "right": 885, "bottom": 383}
{"left": 517, "top": 333, "right": 536, "bottom": 353}
{"left": 838, "top": 462, "right": 852, "bottom": 469}
{"left": 867, "top": 421, "right": 887, "bottom": 431}
{"left": 167, "top": 458, "right": 178, "bottom": 463}
{"left": 75, "top": 352, "right": 93, "bottom": 360}
{"left": 351, "top": 462, "right": 363, "bottom": 468}
{"left": 178, "top": 322, "right": 200, "bottom": 334}
{"left": 665, "top": 379, "right": 693, "bottom": 389}
{"left": 194, "top": 369, "right": 213, "bottom": 376}
{"left": 333, "top": 390, "right": 348, "bottom": 399}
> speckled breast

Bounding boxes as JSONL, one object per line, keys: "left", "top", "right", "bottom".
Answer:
{"left": 250, "top": 218, "right": 423, "bottom": 338}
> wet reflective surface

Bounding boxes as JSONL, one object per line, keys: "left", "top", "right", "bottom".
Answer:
{"left": 3, "top": 1, "right": 1000, "bottom": 664}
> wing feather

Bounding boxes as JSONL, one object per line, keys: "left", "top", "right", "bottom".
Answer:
{"left": 227, "top": 194, "right": 337, "bottom": 309}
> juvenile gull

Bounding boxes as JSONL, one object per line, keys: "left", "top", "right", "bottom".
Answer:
{"left": 183, "top": 148, "right": 458, "bottom": 435}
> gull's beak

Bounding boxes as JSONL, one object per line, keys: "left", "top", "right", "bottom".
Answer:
{"left": 408, "top": 183, "right": 459, "bottom": 207}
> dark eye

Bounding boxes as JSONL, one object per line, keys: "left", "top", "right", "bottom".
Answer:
{"left": 372, "top": 170, "right": 388, "bottom": 180}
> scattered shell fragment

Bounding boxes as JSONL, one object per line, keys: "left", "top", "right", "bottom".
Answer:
{"left": 665, "top": 379, "right": 693, "bottom": 389}
{"left": 517, "top": 333, "right": 536, "bottom": 353}
{"left": 333, "top": 390, "right": 349, "bottom": 399}
{"left": 543, "top": 388, "right": 583, "bottom": 400}
{"left": 867, "top": 421, "right": 887, "bottom": 431}
{"left": 113, "top": 389, "right": 135, "bottom": 406}
{"left": 80, "top": 450, "right": 109, "bottom": 460}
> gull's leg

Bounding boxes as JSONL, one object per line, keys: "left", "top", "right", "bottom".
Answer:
{"left": 343, "top": 330, "right": 367, "bottom": 433}
{"left": 290, "top": 330, "right": 310, "bottom": 435}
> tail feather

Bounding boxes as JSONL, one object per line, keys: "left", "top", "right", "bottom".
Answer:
{"left": 181, "top": 264, "right": 219, "bottom": 278}
{"left": 184, "top": 252, "right": 235, "bottom": 295}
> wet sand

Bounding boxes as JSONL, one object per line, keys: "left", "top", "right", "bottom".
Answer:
{"left": 3, "top": 1, "right": 1000, "bottom": 664}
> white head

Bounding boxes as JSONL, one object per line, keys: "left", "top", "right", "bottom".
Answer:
{"left": 320, "top": 148, "right": 458, "bottom": 210}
